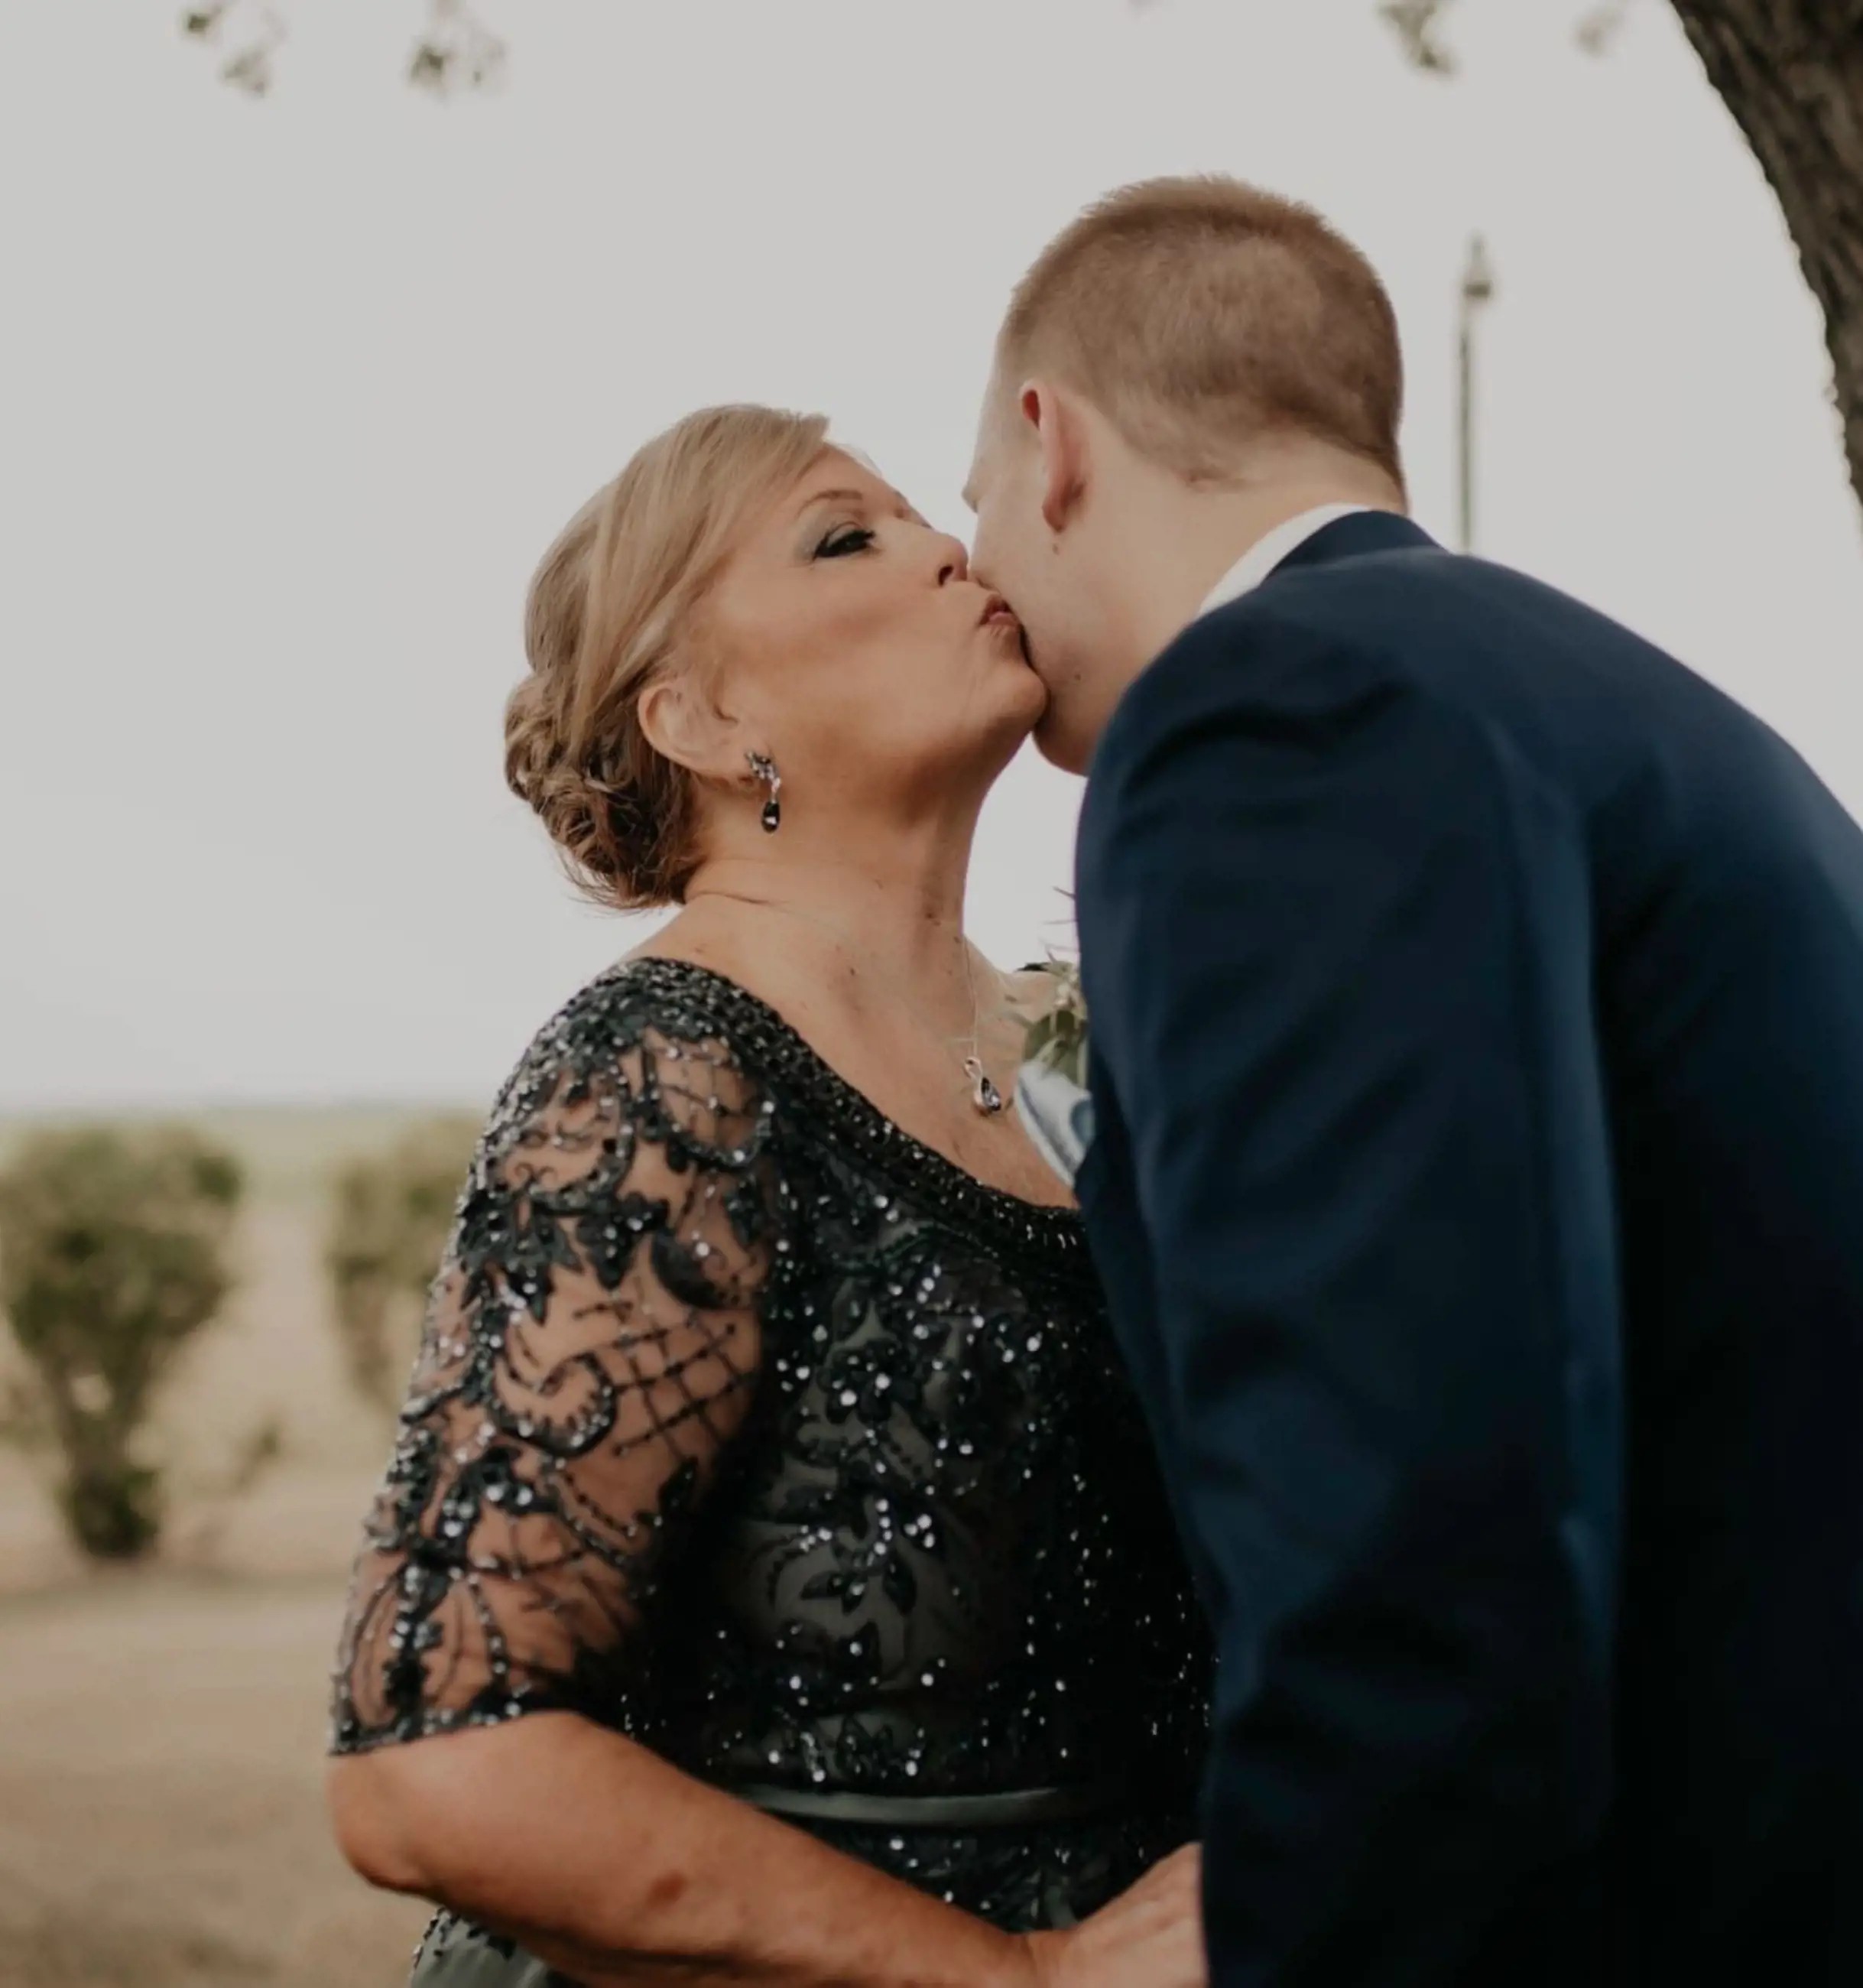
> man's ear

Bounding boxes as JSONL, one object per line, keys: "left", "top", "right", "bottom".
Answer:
{"left": 1020, "top": 379, "right": 1089, "bottom": 536}
{"left": 636, "top": 673, "right": 741, "bottom": 784}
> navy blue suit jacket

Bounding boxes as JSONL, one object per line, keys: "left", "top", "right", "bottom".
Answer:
{"left": 1074, "top": 512, "right": 1863, "bottom": 1984}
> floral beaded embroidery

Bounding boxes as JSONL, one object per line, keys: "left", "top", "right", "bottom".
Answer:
{"left": 330, "top": 957, "right": 1210, "bottom": 1938}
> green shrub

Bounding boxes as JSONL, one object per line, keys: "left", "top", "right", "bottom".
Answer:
{"left": 0, "top": 1125, "right": 244, "bottom": 1561}
{"left": 325, "top": 1116, "right": 479, "bottom": 1410}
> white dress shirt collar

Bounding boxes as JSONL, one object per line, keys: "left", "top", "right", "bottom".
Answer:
{"left": 1198, "top": 503, "right": 1373, "bottom": 619}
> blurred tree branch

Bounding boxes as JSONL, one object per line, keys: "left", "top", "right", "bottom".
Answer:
{"left": 181, "top": 2, "right": 284, "bottom": 97}
{"left": 1378, "top": 1, "right": 1462, "bottom": 72}
{"left": 1660, "top": 2, "right": 1863, "bottom": 518}
{"left": 1365, "top": 1, "right": 1863, "bottom": 520}
{"left": 181, "top": 0, "right": 505, "bottom": 99}
{"left": 174, "top": 0, "right": 1862, "bottom": 523}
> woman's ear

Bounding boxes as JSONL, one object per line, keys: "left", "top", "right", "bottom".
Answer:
{"left": 1021, "top": 379, "right": 1089, "bottom": 537}
{"left": 636, "top": 674, "right": 741, "bottom": 783}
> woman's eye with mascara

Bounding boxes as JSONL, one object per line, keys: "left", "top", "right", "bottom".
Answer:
{"left": 815, "top": 526, "right": 876, "bottom": 560}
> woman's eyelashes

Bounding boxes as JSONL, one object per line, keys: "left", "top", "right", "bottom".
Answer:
{"left": 814, "top": 525, "right": 877, "bottom": 560}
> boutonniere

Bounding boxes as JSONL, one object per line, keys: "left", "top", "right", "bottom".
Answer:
{"left": 1021, "top": 957, "right": 1089, "bottom": 1089}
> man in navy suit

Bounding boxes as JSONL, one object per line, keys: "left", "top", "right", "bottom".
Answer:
{"left": 967, "top": 176, "right": 1863, "bottom": 1985}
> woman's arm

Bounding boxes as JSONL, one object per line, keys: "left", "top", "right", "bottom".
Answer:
{"left": 329, "top": 1713, "right": 1041, "bottom": 1987}
{"left": 332, "top": 1716, "right": 1203, "bottom": 1986}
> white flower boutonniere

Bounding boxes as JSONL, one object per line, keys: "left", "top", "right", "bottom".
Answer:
{"left": 1014, "top": 959, "right": 1094, "bottom": 1189}
{"left": 1021, "top": 957, "right": 1089, "bottom": 1087}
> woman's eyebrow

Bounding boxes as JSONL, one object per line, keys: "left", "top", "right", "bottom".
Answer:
{"left": 794, "top": 486, "right": 868, "bottom": 515}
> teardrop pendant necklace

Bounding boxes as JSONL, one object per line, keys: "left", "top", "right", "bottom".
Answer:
{"left": 959, "top": 944, "right": 1005, "bottom": 1116}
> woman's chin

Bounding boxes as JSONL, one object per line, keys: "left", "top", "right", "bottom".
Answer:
{"left": 949, "top": 627, "right": 1049, "bottom": 764}
{"left": 984, "top": 629, "right": 1047, "bottom": 706}
{"left": 1000, "top": 660, "right": 1051, "bottom": 736}
{"left": 957, "top": 678, "right": 1047, "bottom": 782}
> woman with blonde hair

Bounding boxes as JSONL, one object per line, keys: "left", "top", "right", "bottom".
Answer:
{"left": 325, "top": 405, "right": 1210, "bottom": 1987}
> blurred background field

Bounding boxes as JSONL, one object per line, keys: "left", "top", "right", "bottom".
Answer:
{"left": 0, "top": 1107, "right": 441, "bottom": 1987}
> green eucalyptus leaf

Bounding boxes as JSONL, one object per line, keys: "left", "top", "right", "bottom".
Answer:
{"left": 1021, "top": 960, "right": 1091, "bottom": 1088}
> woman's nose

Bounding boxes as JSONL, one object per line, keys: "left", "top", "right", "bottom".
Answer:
{"left": 933, "top": 533, "right": 971, "bottom": 586}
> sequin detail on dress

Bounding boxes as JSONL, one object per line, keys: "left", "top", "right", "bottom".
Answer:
{"left": 330, "top": 957, "right": 1210, "bottom": 1962}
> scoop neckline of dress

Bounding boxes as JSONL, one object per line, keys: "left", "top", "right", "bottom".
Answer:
{"left": 606, "top": 953, "right": 1088, "bottom": 1249}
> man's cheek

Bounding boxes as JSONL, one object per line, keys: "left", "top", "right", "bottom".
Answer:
{"left": 977, "top": 518, "right": 1013, "bottom": 594}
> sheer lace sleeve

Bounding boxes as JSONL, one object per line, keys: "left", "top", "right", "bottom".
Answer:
{"left": 329, "top": 981, "right": 786, "bottom": 1753}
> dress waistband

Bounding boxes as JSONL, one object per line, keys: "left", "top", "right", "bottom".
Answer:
{"left": 720, "top": 1777, "right": 1147, "bottom": 1830}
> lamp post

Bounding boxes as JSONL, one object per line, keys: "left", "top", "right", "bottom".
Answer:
{"left": 1458, "top": 234, "right": 1497, "bottom": 554}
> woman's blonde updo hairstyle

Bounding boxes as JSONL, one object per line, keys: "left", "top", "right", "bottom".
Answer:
{"left": 505, "top": 404, "right": 830, "bottom": 910}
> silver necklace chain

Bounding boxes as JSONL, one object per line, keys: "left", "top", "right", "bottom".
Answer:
{"left": 683, "top": 890, "right": 1008, "bottom": 1117}
{"left": 958, "top": 944, "right": 1005, "bottom": 1116}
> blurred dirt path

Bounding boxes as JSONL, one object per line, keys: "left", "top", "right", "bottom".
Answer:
{"left": 0, "top": 1571, "right": 428, "bottom": 1986}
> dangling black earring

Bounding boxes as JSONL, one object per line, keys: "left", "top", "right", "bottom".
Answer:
{"left": 746, "top": 751, "right": 782, "bottom": 833}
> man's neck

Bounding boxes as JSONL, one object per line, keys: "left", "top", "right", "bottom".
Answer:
{"left": 1121, "top": 476, "right": 1404, "bottom": 670}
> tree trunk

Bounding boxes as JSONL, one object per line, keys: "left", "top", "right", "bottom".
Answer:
{"left": 1668, "top": 2, "right": 1863, "bottom": 519}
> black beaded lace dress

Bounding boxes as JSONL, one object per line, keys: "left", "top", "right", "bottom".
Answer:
{"left": 329, "top": 957, "right": 1211, "bottom": 1985}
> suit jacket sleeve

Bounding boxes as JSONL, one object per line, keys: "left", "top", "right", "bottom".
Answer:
{"left": 1077, "top": 608, "right": 1624, "bottom": 1978}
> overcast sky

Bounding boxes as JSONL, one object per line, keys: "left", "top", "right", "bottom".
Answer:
{"left": 3, "top": 0, "right": 1859, "bottom": 1114}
